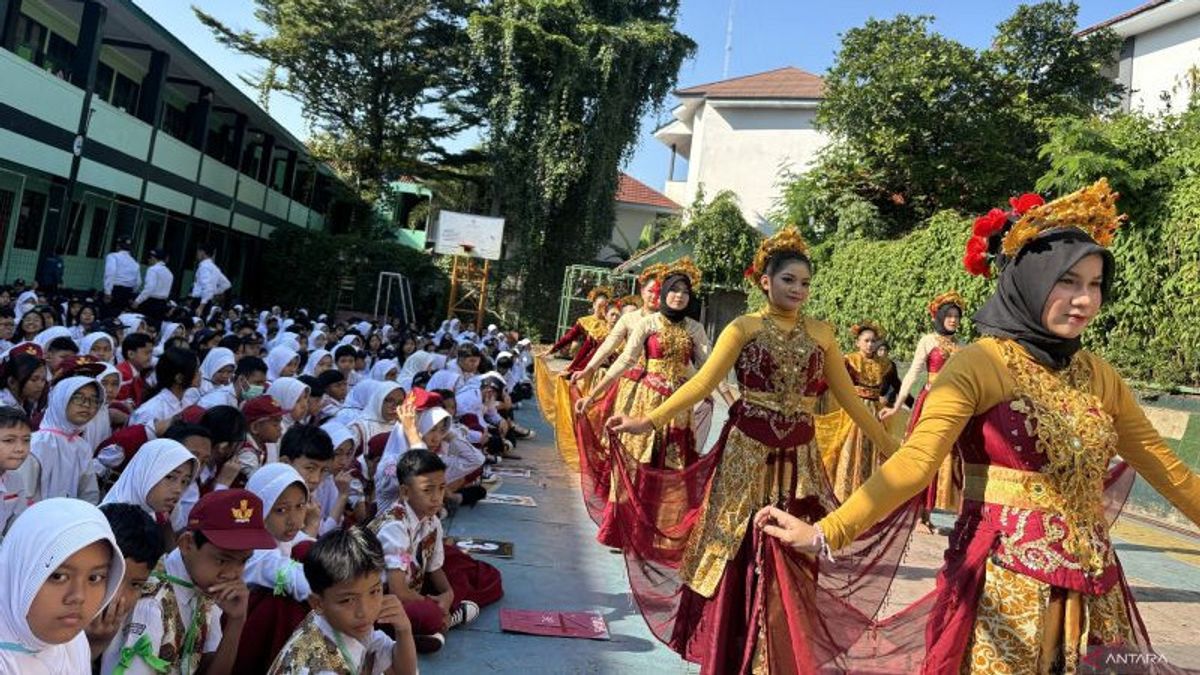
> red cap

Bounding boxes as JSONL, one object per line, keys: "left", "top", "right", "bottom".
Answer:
{"left": 54, "top": 354, "right": 106, "bottom": 382}
{"left": 186, "top": 489, "right": 276, "bottom": 551}
{"left": 241, "top": 395, "right": 284, "bottom": 424}
{"left": 7, "top": 342, "right": 43, "bottom": 360}
{"left": 408, "top": 388, "right": 442, "bottom": 412}
{"left": 366, "top": 432, "right": 389, "bottom": 460}
{"left": 180, "top": 405, "right": 206, "bottom": 424}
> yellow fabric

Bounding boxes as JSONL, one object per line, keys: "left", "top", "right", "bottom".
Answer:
{"left": 646, "top": 307, "right": 899, "bottom": 457}
{"left": 818, "top": 337, "right": 1200, "bottom": 551}
{"left": 533, "top": 355, "right": 580, "bottom": 469}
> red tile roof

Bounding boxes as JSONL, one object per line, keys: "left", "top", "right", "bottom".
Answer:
{"left": 616, "top": 173, "right": 679, "bottom": 210}
{"left": 675, "top": 66, "right": 824, "bottom": 100}
{"left": 1078, "top": 0, "right": 1172, "bottom": 35}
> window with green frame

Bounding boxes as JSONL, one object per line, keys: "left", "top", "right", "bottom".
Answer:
{"left": 13, "top": 14, "right": 47, "bottom": 66}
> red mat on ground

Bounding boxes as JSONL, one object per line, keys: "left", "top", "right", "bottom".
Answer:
{"left": 499, "top": 609, "right": 610, "bottom": 640}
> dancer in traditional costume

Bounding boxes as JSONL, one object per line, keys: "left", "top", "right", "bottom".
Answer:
{"left": 569, "top": 264, "right": 664, "bottom": 388}
{"left": 577, "top": 260, "right": 710, "bottom": 545}
{"left": 544, "top": 286, "right": 614, "bottom": 375}
{"left": 758, "top": 180, "right": 1200, "bottom": 673}
{"left": 826, "top": 322, "right": 894, "bottom": 501}
{"left": 880, "top": 291, "right": 968, "bottom": 532}
{"left": 606, "top": 230, "right": 916, "bottom": 674}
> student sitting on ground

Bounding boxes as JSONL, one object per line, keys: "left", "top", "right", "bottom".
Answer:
{"left": 0, "top": 406, "right": 32, "bottom": 541}
{"left": 89, "top": 503, "right": 165, "bottom": 666}
{"left": 100, "top": 438, "right": 198, "bottom": 550}
{"left": 268, "top": 527, "right": 417, "bottom": 675}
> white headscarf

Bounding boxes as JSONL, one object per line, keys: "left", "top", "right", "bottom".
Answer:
{"left": 199, "top": 347, "right": 235, "bottom": 391}
{"left": 270, "top": 333, "right": 301, "bottom": 353}
{"left": 79, "top": 332, "right": 115, "bottom": 363}
{"left": 266, "top": 346, "right": 300, "bottom": 382}
{"left": 0, "top": 498, "right": 124, "bottom": 654}
{"left": 418, "top": 407, "right": 451, "bottom": 436}
{"left": 302, "top": 349, "right": 332, "bottom": 377}
{"left": 426, "top": 369, "right": 460, "bottom": 392}
{"left": 396, "top": 351, "right": 436, "bottom": 391}
{"left": 369, "top": 359, "right": 398, "bottom": 382}
{"left": 33, "top": 326, "right": 73, "bottom": 350}
{"left": 31, "top": 377, "right": 104, "bottom": 500}
{"left": 100, "top": 438, "right": 198, "bottom": 517}
{"left": 118, "top": 313, "right": 146, "bottom": 334}
{"left": 269, "top": 377, "right": 310, "bottom": 415}
{"left": 309, "top": 331, "right": 328, "bottom": 351}
{"left": 332, "top": 380, "right": 378, "bottom": 426}
{"left": 83, "top": 364, "right": 121, "bottom": 454}
{"left": 319, "top": 421, "right": 354, "bottom": 451}
{"left": 246, "top": 462, "right": 309, "bottom": 513}
{"left": 361, "top": 381, "right": 403, "bottom": 424}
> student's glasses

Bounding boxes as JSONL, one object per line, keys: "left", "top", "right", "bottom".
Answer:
{"left": 69, "top": 394, "right": 101, "bottom": 408}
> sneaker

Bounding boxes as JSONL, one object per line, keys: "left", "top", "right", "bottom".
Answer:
{"left": 447, "top": 600, "right": 481, "bottom": 629}
{"left": 414, "top": 633, "right": 445, "bottom": 653}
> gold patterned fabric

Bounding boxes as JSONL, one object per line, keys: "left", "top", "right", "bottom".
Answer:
{"left": 267, "top": 612, "right": 352, "bottom": 675}
{"left": 963, "top": 558, "right": 1135, "bottom": 674}
{"left": 579, "top": 315, "right": 610, "bottom": 342}
{"left": 139, "top": 561, "right": 213, "bottom": 673}
{"left": 826, "top": 352, "right": 891, "bottom": 501}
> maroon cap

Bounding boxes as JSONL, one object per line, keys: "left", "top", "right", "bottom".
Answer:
{"left": 241, "top": 395, "right": 284, "bottom": 424}
{"left": 186, "top": 489, "right": 275, "bottom": 551}
{"left": 409, "top": 387, "right": 442, "bottom": 412}
{"left": 54, "top": 354, "right": 106, "bottom": 382}
{"left": 180, "top": 405, "right": 206, "bottom": 424}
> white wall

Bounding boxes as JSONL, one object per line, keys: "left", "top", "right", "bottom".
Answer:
{"left": 1130, "top": 12, "right": 1200, "bottom": 114}
{"left": 683, "top": 103, "right": 828, "bottom": 230}
{"left": 596, "top": 203, "right": 665, "bottom": 263}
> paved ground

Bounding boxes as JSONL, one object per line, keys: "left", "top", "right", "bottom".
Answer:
{"left": 424, "top": 394, "right": 1200, "bottom": 673}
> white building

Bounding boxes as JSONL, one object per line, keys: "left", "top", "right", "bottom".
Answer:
{"left": 1082, "top": 0, "right": 1200, "bottom": 115}
{"left": 597, "top": 173, "right": 680, "bottom": 264}
{"left": 653, "top": 66, "right": 828, "bottom": 230}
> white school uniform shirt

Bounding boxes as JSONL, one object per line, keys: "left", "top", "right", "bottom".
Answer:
{"left": 0, "top": 499, "right": 125, "bottom": 675}
{"left": 131, "top": 387, "right": 185, "bottom": 428}
{"left": 104, "top": 249, "right": 141, "bottom": 294}
{"left": 104, "top": 549, "right": 224, "bottom": 675}
{"left": 377, "top": 500, "right": 445, "bottom": 579}
{"left": 135, "top": 261, "right": 174, "bottom": 305}
{"left": 244, "top": 465, "right": 314, "bottom": 601}
{"left": 0, "top": 470, "right": 31, "bottom": 542}
{"left": 191, "top": 258, "right": 232, "bottom": 303}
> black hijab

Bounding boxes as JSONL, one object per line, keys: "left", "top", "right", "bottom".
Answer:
{"left": 933, "top": 303, "right": 962, "bottom": 336}
{"left": 973, "top": 228, "right": 1114, "bottom": 370}
{"left": 658, "top": 273, "right": 693, "bottom": 324}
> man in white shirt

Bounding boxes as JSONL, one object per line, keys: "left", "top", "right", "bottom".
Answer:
{"left": 103, "top": 237, "right": 141, "bottom": 319}
{"left": 191, "top": 243, "right": 232, "bottom": 317}
{"left": 133, "top": 247, "right": 173, "bottom": 333}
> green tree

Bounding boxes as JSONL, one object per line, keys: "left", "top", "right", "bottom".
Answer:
{"left": 467, "top": 0, "right": 694, "bottom": 332}
{"left": 792, "top": 2, "right": 1121, "bottom": 237}
{"left": 674, "top": 189, "right": 762, "bottom": 289}
{"left": 194, "top": 0, "right": 480, "bottom": 200}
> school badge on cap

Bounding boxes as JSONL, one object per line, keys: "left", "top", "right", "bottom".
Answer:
{"left": 187, "top": 488, "right": 275, "bottom": 550}
{"left": 231, "top": 500, "right": 253, "bottom": 524}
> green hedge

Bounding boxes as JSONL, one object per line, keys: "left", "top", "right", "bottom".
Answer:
{"left": 260, "top": 225, "right": 447, "bottom": 320}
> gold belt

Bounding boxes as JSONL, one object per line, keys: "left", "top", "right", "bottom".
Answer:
{"left": 962, "top": 463, "right": 1057, "bottom": 511}
{"left": 645, "top": 358, "right": 685, "bottom": 380}
{"left": 741, "top": 390, "right": 817, "bottom": 417}
{"left": 854, "top": 385, "right": 880, "bottom": 399}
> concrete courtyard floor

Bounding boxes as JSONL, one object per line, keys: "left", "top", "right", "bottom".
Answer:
{"left": 425, "top": 397, "right": 1200, "bottom": 673}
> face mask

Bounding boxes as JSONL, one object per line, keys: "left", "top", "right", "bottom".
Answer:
{"left": 242, "top": 383, "right": 265, "bottom": 400}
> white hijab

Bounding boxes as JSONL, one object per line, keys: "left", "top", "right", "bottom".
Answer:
{"left": 319, "top": 421, "right": 354, "bottom": 451}
{"left": 83, "top": 365, "right": 121, "bottom": 453}
{"left": 361, "top": 381, "right": 403, "bottom": 424}
{"left": 79, "top": 332, "right": 115, "bottom": 363}
{"left": 266, "top": 346, "right": 299, "bottom": 382}
{"left": 302, "top": 349, "right": 332, "bottom": 378}
{"left": 396, "top": 351, "right": 436, "bottom": 391}
{"left": 369, "top": 359, "right": 398, "bottom": 382}
{"left": 33, "top": 326, "right": 73, "bottom": 350}
{"left": 246, "top": 462, "right": 309, "bottom": 514}
{"left": 0, "top": 499, "right": 124, "bottom": 654}
{"left": 332, "top": 381, "right": 379, "bottom": 426}
{"left": 269, "top": 377, "right": 310, "bottom": 416}
{"left": 100, "top": 438, "right": 198, "bottom": 518}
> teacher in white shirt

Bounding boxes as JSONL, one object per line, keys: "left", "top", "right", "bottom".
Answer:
{"left": 190, "top": 243, "right": 232, "bottom": 317}
{"left": 102, "top": 237, "right": 140, "bottom": 320}
{"left": 133, "top": 247, "right": 173, "bottom": 333}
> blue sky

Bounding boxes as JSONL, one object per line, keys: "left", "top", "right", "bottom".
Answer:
{"left": 140, "top": 0, "right": 1136, "bottom": 193}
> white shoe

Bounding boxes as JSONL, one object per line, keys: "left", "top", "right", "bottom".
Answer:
{"left": 447, "top": 600, "right": 480, "bottom": 629}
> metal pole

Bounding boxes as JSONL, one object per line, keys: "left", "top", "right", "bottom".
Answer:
{"left": 446, "top": 256, "right": 460, "bottom": 319}
{"left": 384, "top": 276, "right": 393, "bottom": 325}
{"left": 374, "top": 270, "right": 384, "bottom": 319}
{"left": 476, "top": 259, "right": 490, "bottom": 333}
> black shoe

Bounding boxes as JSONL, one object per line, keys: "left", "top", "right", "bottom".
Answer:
{"left": 458, "top": 485, "right": 487, "bottom": 507}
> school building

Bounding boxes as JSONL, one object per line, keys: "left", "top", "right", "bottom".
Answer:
{"left": 0, "top": 0, "right": 346, "bottom": 298}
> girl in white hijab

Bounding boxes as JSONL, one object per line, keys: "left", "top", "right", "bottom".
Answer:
{"left": 83, "top": 365, "right": 122, "bottom": 461}
{"left": 0, "top": 498, "right": 125, "bottom": 675}
{"left": 314, "top": 421, "right": 357, "bottom": 534}
{"left": 32, "top": 326, "right": 73, "bottom": 351}
{"left": 79, "top": 332, "right": 116, "bottom": 364}
{"left": 243, "top": 463, "right": 313, "bottom": 601}
{"left": 348, "top": 381, "right": 404, "bottom": 452}
{"left": 269, "top": 377, "right": 311, "bottom": 432}
{"left": 28, "top": 376, "right": 104, "bottom": 502}
{"left": 369, "top": 359, "right": 398, "bottom": 382}
{"left": 183, "top": 347, "right": 236, "bottom": 407}
{"left": 395, "top": 351, "right": 444, "bottom": 392}
{"left": 100, "top": 439, "right": 197, "bottom": 531}
{"left": 301, "top": 349, "right": 333, "bottom": 378}
{"left": 265, "top": 346, "right": 300, "bottom": 383}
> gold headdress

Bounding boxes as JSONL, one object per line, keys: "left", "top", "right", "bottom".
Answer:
{"left": 927, "top": 291, "right": 966, "bottom": 318}
{"left": 964, "top": 178, "right": 1125, "bottom": 277}
{"left": 619, "top": 294, "right": 642, "bottom": 308}
{"left": 660, "top": 257, "right": 702, "bottom": 291}
{"left": 850, "top": 321, "right": 884, "bottom": 339}
{"left": 638, "top": 263, "right": 667, "bottom": 285}
{"left": 751, "top": 225, "right": 809, "bottom": 277}
{"left": 1002, "top": 178, "right": 1124, "bottom": 257}
{"left": 587, "top": 286, "right": 614, "bottom": 303}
